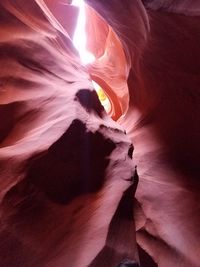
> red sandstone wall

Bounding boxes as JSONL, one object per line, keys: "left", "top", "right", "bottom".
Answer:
{"left": 0, "top": 1, "right": 137, "bottom": 267}
{"left": 85, "top": 1, "right": 200, "bottom": 266}
{"left": 0, "top": 0, "right": 200, "bottom": 267}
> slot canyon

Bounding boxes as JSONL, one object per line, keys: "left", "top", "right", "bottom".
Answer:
{"left": 0, "top": 1, "right": 200, "bottom": 266}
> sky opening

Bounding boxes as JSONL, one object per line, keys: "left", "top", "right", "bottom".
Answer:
{"left": 72, "top": 0, "right": 111, "bottom": 114}
{"left": 72, "top": 0, "right": 95, "bottom": 64}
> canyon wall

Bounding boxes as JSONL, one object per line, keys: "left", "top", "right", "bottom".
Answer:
{"left": 0, "top": 0, "right": 200, "bottom": 267}
{"left": 85, "top": 1, "right": 200, "bottom": 266}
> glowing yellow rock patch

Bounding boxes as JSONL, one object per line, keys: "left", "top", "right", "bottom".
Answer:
{"left": 92, "top": 81, "right": 111, "bottom": 113}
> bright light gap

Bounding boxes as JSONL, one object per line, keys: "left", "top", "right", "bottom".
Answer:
{"left": 72, "top": 0, "right": 95, "bottom": 64}
{"left": 72, "top": 0, "right": 111, "bottom": 113}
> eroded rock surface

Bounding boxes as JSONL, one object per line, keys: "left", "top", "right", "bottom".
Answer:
{"left": 85, "top": 1, "right": 200, "bottom": 266}
{"left": 0, "top": 1, "right": 136, "bottom": 267}
{"left": 1, "top": 0, "right": 200, "bottom": 267}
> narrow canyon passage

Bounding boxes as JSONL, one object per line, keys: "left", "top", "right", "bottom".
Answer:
{"left": 0, "top": 1, "right": 200, "bottom": 267}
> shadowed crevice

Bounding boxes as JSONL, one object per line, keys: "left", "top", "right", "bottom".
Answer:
{"left": 75, "top": 89, "right": 104, "bottom": 117}
{"left": 25, "top": 119, "right": 116, "bottom": 204}
{"left": 88, "top": 177, "right": 139, "bottom": 267}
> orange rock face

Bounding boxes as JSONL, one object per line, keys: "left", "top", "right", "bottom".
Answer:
{"left": 85, "top": 1, "right": 200, "bottom": 266}
{"left": 0, "top": 0, "right": 200, "bottom": 267}
{"left": 0, "top": 1, "right": 137, "bottom": 267}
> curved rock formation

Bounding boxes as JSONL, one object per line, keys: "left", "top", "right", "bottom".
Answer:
{"left": 0, "top": 0, "right": 200, "bottom": 267}
{"left": 0, "top": 1, "right": 136, "bottom": 266}
{"left": 85, "top": 1, "right": 200, "bottom": 266}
